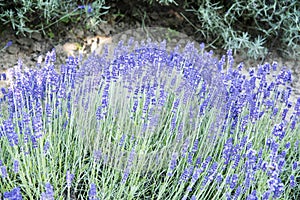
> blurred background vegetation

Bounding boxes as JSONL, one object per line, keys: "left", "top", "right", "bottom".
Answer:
{"left": 0, "top": 0, "right": 299, "bottom": 60}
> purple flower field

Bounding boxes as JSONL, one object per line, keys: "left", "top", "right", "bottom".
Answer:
{"left": 0, "top": 39, "right": 299, "bottom": 199}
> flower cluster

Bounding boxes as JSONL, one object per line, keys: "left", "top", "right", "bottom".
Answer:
{"left": 0, "top": 39, "right": 299, "bottom": 199}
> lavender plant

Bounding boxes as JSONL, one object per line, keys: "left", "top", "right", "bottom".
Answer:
{"left": 0, "top": 39, "right": 299, "bottom": 199}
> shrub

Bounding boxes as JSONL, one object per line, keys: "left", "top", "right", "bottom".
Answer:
{"left": 0, "top": 0, "right": 109, "bottom": 35}
{"left": 0, "top": 39, "right": 299, "bottom": 199}
{"left": 1, "top": 0, "right": 299, "bottom": 59}
{"left": 185, "top": 0, "right": 300, "bottom": 59}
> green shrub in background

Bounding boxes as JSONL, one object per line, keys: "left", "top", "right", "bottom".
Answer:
{"left": 0, "top": 0, "right": 109, "bottom": 36}
{"left": 0, "top": 0, "right": 299, "bottom": 59}
{"left": 184, "top": 0, "right": 300, "bottom": 59}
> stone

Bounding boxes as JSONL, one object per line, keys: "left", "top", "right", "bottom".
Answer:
{"left": 7, "top": 45, "right": 19, "bottom": 55}
{"left": 16, "top": 38, "right": 32, "bottom": 46}
{"left": 31, "top": 32, "right": 42, "bottom": 41}
{"left": 33, "top": 43, "right": 42, "bottom": 52}
{"left": 74, "top": 28, "right": 84, "bottom": 38}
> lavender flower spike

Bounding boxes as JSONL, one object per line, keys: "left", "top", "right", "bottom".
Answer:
{"left": 40, "top": 182, "right": 54, "bottom": 200}
{"left": 66, "top": 170, "right": 74, "bottom": 188}
{"left": 3, "top": 187, "right": 23, "bottom": 200}
{"left": 89, "top": 183, "right": 99, "bottom": 200}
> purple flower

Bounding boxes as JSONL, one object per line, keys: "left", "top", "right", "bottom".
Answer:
{"left": 172, "top": 98, "right": 180, "bottom": 113}
{"left": 272, "top": 122, "right": 286, "bottom": 140}
{"left": 95, "top": 106, "right": 102, "bottom": 120}
{"left": 294, "top": 98, "right": 300, "bottom": 116}
{"left": 93, "top": 150, "right": 102, "bottom": 162}
{"left": 57, "top": 82, "right": 66, "bottom": 98}
{"left": 4, "top": 119, "right": 18, "bottom": 146}
{"left": 267, "top": 177, "right": 284, "bottom": 198}
{"left": 6, "top": 40, "right": 13, "bottom": 47}
{"left": 175, "top": 122, "right": 183, "bottom": 142}
{"left": 13, "top": 160, "right": 19, "bottom": 174}
{"left": 44, "top": 141, "right": 50, "bottom": 154}
{"left": 200, "top": 156, "right": 211, "bottom": 173}
{"left": 119, "top": 134, "right": 126, "bottom": 146}
{"left": 244, "top": 175, "right": 251, "bottom": 190}
{"left": 1, "top": 165, "right": 7, "bottom": 178}
{"left": 179, "top": 166, "right": 194, "bottom": 183}
{"left": 230, "top": 174, "right": 238, "bottom": 189}
{"left": 285, "top": 142, "right": 291, "bottom": 149}
{"left": 195, "top": 156, "right": 201, "bottom": 167}
{"left": 277, "top": 158, "right": 285, "bottom": 171}
{"left": 181, "top": 138, "right": 190, "bottom": 157}
{"left": 216, "top": 173, "right": 223, "bottom": 185}
{"left": 190, "top": 167, "right": 201, "bottom": 185}
{"left": 292, "top": 162, "right": 298, "bottom": 170}
{"left": 281, "top": 108, "right": 288, "bottom": 120}
{"left": 272, "top": 107, "right": 278, "bottom": 117}
{"left": 158, "top": 87, "right": 166, "bottom": 106}
{"left": 232, "top": 154, "right": 240, "bottom": 169}
{"left": 233, "top": 186, "right": 242, "bottom": 199}
{"left": 222, "top": 138, "right": 233, "bottom": 165}
{"left": 247, "top": 190, "right": 258, "bottom": 200}
{"left": 171, "top": 115, "right": 177, "bottom": 132}
{"left": 89, "top": 183, "right": 99, "bottom": 200}
{"left": 290, "top": 119, "right": 296, "bottom": 130}
{"left": 1, "top": 73, "right": 6, "bottom": 81}
{"left": 131, "top": 99, "right": 138, "bottom": 113}
{"left": 198, "top": 95, "right": 210, "bottom": 115}
{"left": 192, "top": 139, "right": 199, "bottom": 154}
{"left": 187, "top": 152, "right": 194, "bottom": 165}
{"left": 246, "top": 149, "right": 257, "bottom": 164}
{"left": 167, "top": 152, "right": 178, "bottom": 177}
{"left": 121, "top": 147, "right": 135, "bottom": 183}
{"left": 66, "top": 170, "right": 74, "bottom": 187}
{"left": 262, "top": 190, "right": 271, "bottom": 200}
{"left": 290, "top": 175, "right": 296, "bottom": 188}
{"left": 87, "top": 4, "right": 93, "bottom": 13}
{"left": 32, "top": 115, "right": 43, "bottom": 139}
{"left": 3, "top": 187, "right": 23, "bottom": 200}
{"left": 41, "top": 182, "right": 54, "bottom": 200}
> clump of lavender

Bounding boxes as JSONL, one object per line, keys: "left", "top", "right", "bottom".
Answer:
{"left": 40, "top": 183, "right": 54, "bottom": 200}
{"left": 0, "top": 39, "right": 299, "bottom": 199}
{"left": 3, "top": 187, "right": 23, "bottom": 199}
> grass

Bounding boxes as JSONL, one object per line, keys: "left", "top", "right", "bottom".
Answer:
{"left": 0, "top": 40, "right": 299, "bottom": 199}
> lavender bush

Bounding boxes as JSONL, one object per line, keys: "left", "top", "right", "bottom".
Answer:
{"left": 0, "top": 39, "right": 299, "bottom": 199}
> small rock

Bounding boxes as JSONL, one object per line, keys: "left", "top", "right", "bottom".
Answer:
{"left": 98, "top": 23, "right": 114, "bottom": 36}
{"left": 74, "top": 29, "right": 84, "bottom": 38}
{"left": 31, "top": 32, "right": 42, "bottom": 41}
{"left": 150, "top": 12, "right": 159, "bottom": 20}
{"left": 0, "top": 54, "right": 16, "bottom": 69}
{"left": 7, "top": 45, "right": 19, "bottom": 55}
{"left": 33, "top": 43, "right": 42, "bottom": 53}
{"left": 118, "top": 22, "right": 125, "bottom": 29}
{"left": 16, "top": 38, "right": 32, "bottom": 46}
{"left": 63, "top": 42, "right": 79, "bottom": 56}
{"left": 120, "top": 34, "right": 127, "bottom": 42}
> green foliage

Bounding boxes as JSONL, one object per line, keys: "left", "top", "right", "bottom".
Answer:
{"left": 147, "top": 0, "right": 178, "bottom": 5}
{"left": 0, "top": 0, "right": 109, "bottom": 35}
{"left": 0, "top": 0, "right": 299, "bottom": 59}
{"left": 185, "top": 0, "right": 300, "bottom": 59}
